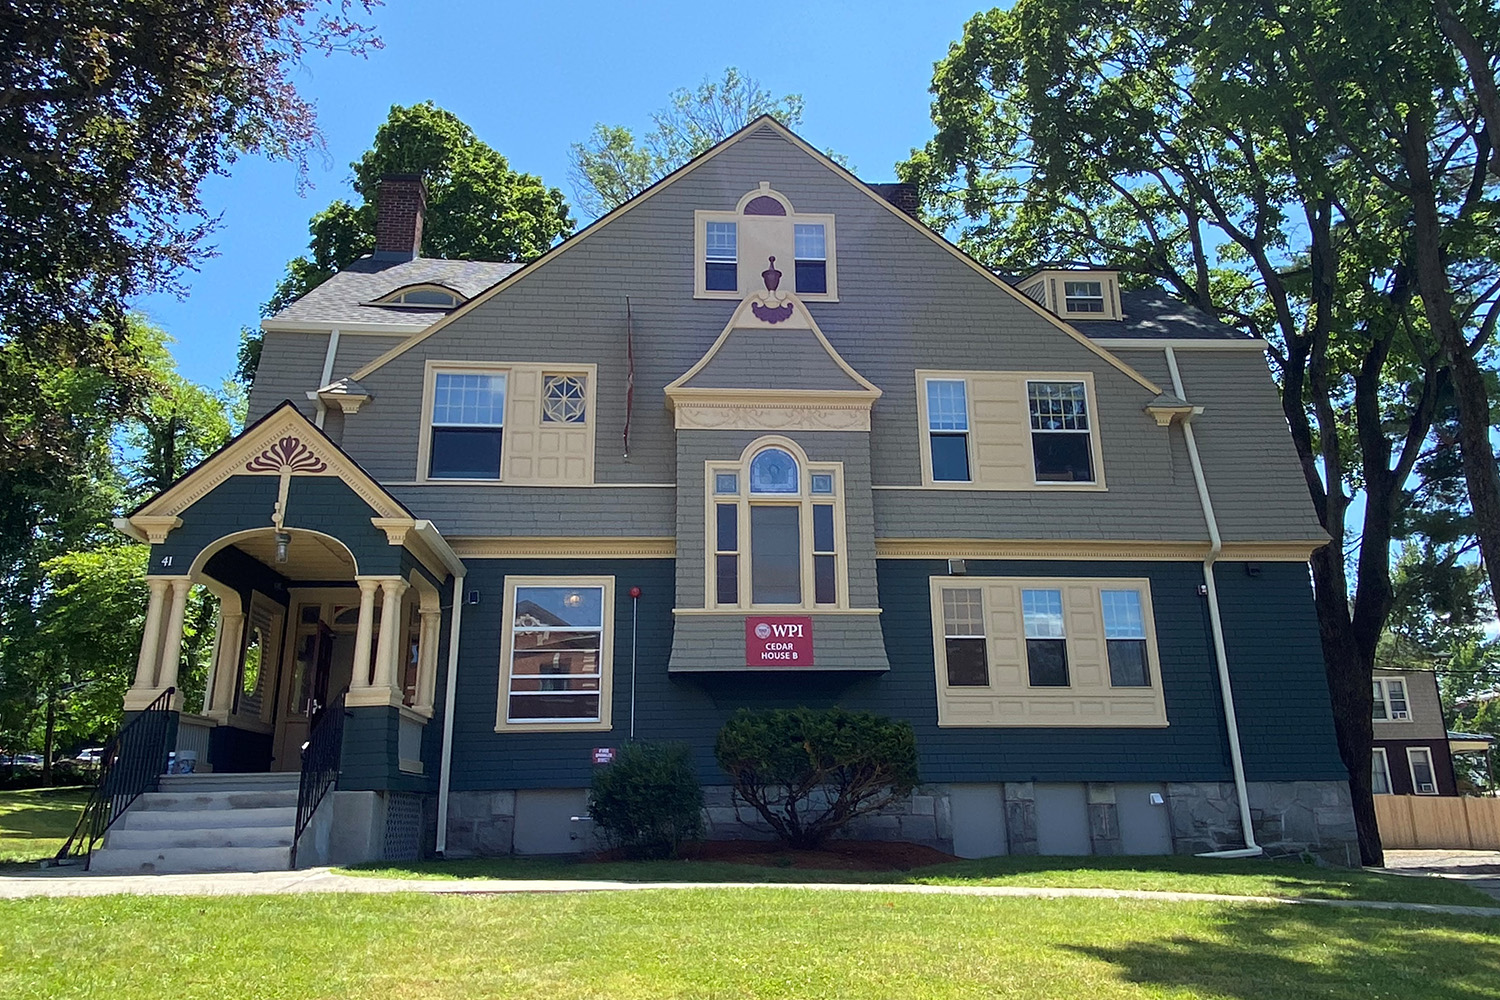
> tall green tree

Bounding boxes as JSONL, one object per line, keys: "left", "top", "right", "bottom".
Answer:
{"left": 260, "top": 102, "right": 575, "bottom": 319}
{"left": 0, "top": 0, "right": 380, "bottom": 471}
{"left": 568, "top": 68, "right": 808, "bottom": 220}
{"left": 900, "top": 0, "right": 1498, "bottom": 863}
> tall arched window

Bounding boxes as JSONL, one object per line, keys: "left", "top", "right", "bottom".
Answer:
{"left": 709, "top": 439, "right": 845, "bottom": 609}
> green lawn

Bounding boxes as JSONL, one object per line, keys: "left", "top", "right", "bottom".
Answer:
{"left": 0, "top": 787, "right": 88, "bottom": 868}
{"left": 1, "top": 889, "right": 1496, "bottom": 999}
{"left": 343, "top": 851, "right": 1500, "bottom": 909}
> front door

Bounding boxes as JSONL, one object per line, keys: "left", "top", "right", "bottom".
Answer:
{"left": 273, "top": 593, "right": 360, "bottom": 771}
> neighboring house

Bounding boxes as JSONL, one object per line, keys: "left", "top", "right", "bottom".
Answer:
{"left": 1369, "top": 668, "right": 1477, "bottom": 797}
{"left": 99, "top": 118, "right": 1357, "bottom": 873}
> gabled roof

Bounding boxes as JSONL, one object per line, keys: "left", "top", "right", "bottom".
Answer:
{"left": 1073, "top": 288, "right": 1256, "bottom": 341}
{"left": 345, "top": 116, "right": 1162, "bottom": 396}
{"left": 262, "top": 257, "right": 522, "bottom": 330}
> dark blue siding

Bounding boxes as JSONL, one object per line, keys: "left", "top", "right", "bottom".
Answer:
{"left": 443, "top": 557, "right": 1346, "bottom": 791}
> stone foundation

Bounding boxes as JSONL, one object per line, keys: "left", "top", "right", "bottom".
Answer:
{"left": 441, "top": 779, "right": 1359, "bottom": 865}
{"left": 1165, "top": 780, "right": 1358, "bottom": 864}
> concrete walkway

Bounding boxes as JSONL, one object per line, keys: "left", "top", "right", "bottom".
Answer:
{"left": 1380, "top": 848, "right": 1500, "bottom": 903}
{"left": 2, "top": 867, "right": 1497, "bottom": 919}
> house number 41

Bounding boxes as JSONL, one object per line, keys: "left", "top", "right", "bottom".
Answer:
{"left": 159, "top": 555, "right": 173, "bottom": 568}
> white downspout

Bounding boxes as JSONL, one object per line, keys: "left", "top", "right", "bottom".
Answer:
{"left": 1166, "top": 346, "right": 1262, "bottom": 858}
{"left": 313, "top": 328, "right": 341, "bottom": 429}
{"left": 434, "top": 573, "right": 465, "bottom": 857}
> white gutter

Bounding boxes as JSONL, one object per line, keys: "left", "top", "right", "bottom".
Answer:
{"left": 1166, "top": 346, "right": 1262, "bottom": 858}
{"left": 434, "top": 571, "right": 465, "bottom": 857}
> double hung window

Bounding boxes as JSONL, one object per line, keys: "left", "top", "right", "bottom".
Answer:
{"left": 794, "top": 224, "right": 827, "bottom": 293}
{"left": 1022, "top": 588, "right": 1069, "bottom": 686}
{"left": 1407, "top": 747, "right": 1438, "bottom": 794}
{"left": 926, "top": 379, "right": 971, "bottom": 482}
{"left": 429, "top": 372, "right": 506, "bottom": 479}
{"left": 705, "top": 222, "right": 738, "bottom": 291}
{"left": 501, "top": 580, "right": 612, "bottom": 729}
{"left": 1372, "top": 679, "right": 1411, "bottom": 720}
{"left": 1371, "top": 748, "right": 1392, "bottom": 795}
{"left": 1028, "top": 381, "right": 1095, "bottom": 483}
{"left": 940, "top": 588, "right": 988, "bottom": 686}
{"left": 1063, "top": 280, "right": 1105, "bottom": 313}
{"left": 709, "top": 442, "right": 844, "bottom": 610}
{"left": 1101, "top": 589, "right": 1151, "bottom": 687}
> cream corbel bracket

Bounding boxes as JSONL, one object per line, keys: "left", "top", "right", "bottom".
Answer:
{"left": 370, "top": 516, "right": 467, "bottom": 579}
{"left": 114, "top": 515, "right": 183, "bottom": 545}
{"left": 1145, "top": 393, "right": 1201, "bottom": 428}
{"left": 316, "top": 377, "right": 372, "bottom": 414}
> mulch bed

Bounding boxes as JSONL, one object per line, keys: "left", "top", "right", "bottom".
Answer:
{"left": 597, "top": 839, "right": 957, "bottom": 871}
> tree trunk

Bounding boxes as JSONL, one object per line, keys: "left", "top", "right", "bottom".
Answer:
{"left": 1402, "top": 112, "right": 1500, "bottom": 614}
{"left": 41, "top": 694, "right": 56, "bottom": 787}
{"left": 1310, "top": 543, "right": 1384, "bottom": 866}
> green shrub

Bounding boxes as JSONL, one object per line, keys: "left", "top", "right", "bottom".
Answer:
{"left": 714, "top": 707, "right": 919, "bottom": 849}
{"left": 587, "top": 741, "right": 704, "bottom": 859}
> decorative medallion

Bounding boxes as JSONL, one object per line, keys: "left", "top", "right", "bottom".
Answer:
{"left": 245, "top": 435, "right": 328, "bottom": 474}
{"left": 750, "top": 256, "right": 795, "bottom": 324}
{"left": 542, "top": 374, "right": 588, "bottom": 423}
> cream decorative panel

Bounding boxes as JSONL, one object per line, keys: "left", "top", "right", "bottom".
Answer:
{"left": 915, "top": 370, "right": 1106, "bottom": 491}
{"left": 929, "top": 576, "right": 1168, "bottom": 728}
{"left": 504, "top": 365, "right": 594, "bottom": 485}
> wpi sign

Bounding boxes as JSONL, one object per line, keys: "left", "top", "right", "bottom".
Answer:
{"left": 745, "top": 616, "right": 814, "bottom": 667}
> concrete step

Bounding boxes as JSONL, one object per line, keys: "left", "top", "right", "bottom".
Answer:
{"left": 89, "top": 845, "right": 292, "bottom": 875}
{"left": 131, "top": 789, "right": 298, "bottom": 812}
{"left": 115, "top": 805, "right": 295, "bottom": 832}
{"left": 158, "top": 773, "right": 301, "bottom": 793}
{"left": 105, "top": 825, "right": 293, "bottom": 850}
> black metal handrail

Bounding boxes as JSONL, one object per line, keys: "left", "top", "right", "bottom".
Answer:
{"left": 290, "top": 688, "right": 346, "bottom": 868}
{"left": 54, "top": 686, "right": 176, "bottom": 869}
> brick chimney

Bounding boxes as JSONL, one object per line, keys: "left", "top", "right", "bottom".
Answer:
{"left": 374, "top": 174, "right": 426, "bottom": 260}
{"left": 867, "top": 182, "right": 921, "bottom": 220}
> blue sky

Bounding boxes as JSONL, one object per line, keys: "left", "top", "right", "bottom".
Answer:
{"left": 134, "top": 0, "right": 989, "bottom": 387}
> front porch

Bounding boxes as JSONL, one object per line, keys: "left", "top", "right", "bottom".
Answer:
{"left": 96, "top": 403, "right": 465, "bottom": 870}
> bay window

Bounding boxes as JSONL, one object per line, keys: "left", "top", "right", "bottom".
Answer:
{"left": 707, "top": 440, "right": 846, "bottom": 610}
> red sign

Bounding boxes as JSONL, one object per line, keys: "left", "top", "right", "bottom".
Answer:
{"left": 745, "top": 616, "right": 814, "bottom": 667}
{"left": 591, "top": 747, "right": 615, "bottom": 765}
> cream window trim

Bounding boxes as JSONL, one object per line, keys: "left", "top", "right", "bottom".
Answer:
{"left": 495, "top": 575, "right": 615, "bottom": 733}
{"left": 416, "top": 360, "right": 597, "bottom": 486}
{"left": 1372, "top": 677, "right": 1413, "bottom": 722}
{"left": 703, "top": 435, "right": 850, "bottom": 612}
{"left": 915, "top": 370, "right": 1107, "bottom": 491}
{"left": 928, "top": 576, "right": 1167, "bottom": 728}
{"left": 693, "top": 200, "right": 839, "bottom": 302}
{"left": 1371, "top": 747, "right": 1393, "bottom": 795}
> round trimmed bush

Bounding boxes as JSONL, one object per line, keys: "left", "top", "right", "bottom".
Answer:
{"left": 587, "top": 741, "right": 704, "bottom": 859}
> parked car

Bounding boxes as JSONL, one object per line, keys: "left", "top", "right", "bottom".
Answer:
{"left": 72, "top": 748, "right": 105, "bottom": 765}
{"left": 1, "top": 753, "right": 43, "bottom": 768}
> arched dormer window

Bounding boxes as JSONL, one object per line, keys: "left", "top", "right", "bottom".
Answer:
{"left": 374, "top": 284, "right": 465, "bottom": 309}
{"left": 708, "top": 438, "right": 845, "bottom": 609}
{"left": 695, "top": 184, "right": 837, "bottom": 301}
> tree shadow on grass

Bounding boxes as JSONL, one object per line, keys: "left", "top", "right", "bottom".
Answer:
{"left": 1067, "top": 904, "right": 1500, "bottom": 1000}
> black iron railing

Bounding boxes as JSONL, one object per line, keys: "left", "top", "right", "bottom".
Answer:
{"left": 290, "top": 688, "right": 346, "bottom": 868}
{"left": 54, "top": 686, "right": 176, "bottom": 869}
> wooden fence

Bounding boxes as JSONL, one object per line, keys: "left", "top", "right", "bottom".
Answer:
{"left": 1375, "top": 794, "right": 1500, "bottom": 850}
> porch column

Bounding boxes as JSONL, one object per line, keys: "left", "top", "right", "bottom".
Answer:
{"left": 349, "top": 577, "right": 381, "bottom": 692}
{"left": 371, "top": 578, "right": 409, "bottom": 699}
{"left": 206, "top": 609, "right": 245, "bottom": 720}
{"left": 155, "top": 577, "right": 193, "bottom": 691}
{"left": 416, "top": 606, "right": 442, "bottom": 712}
{"left": 131, "top": 577, "right": 170, "bottom": 691}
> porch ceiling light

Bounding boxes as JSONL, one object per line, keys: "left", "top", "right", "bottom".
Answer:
{"left": 274, "top": 530, "right": 292, "bottom": 564}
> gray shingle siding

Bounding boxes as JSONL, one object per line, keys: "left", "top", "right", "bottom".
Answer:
{"left": 247, "top": 330, "right": 328, "bottom": 422}
{"left": 682, "top": 328, "right": 866, "bottom": 390}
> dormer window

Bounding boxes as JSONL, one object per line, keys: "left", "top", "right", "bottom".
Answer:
{"left": 695, "top": 184, "right": 837, "bottom": 300}
{"left": 1017, "top": 270, "right": 1121, "bottom": 320}
{"left": 376, "top": 284, "right": 465, "bottom": 309}
{"left": 1063, "top": 281, "right": 1104, "bottom": 313}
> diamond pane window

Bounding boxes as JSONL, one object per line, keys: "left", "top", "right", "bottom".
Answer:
{"left": 541, "top": 374, "right": 587, "bottom": 423}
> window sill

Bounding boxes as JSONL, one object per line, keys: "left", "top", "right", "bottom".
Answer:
{"left": 693, "top": 290, "right": 840, "bottom": 303}
{"left": 494, "top": 720, "right": 613, "bottom": 734}
{"left": 910, "top": 481, "right": 1108, "bottom": 492}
